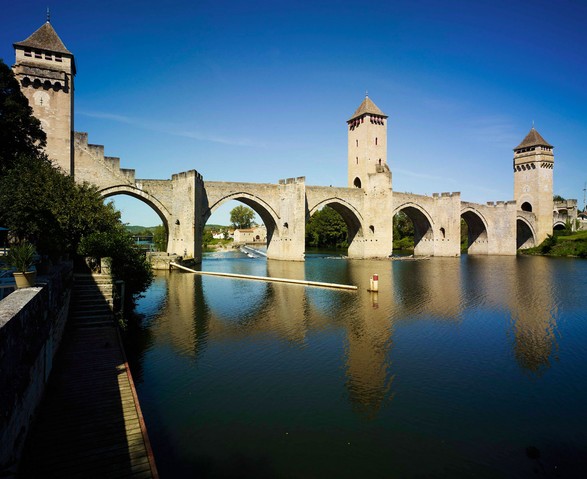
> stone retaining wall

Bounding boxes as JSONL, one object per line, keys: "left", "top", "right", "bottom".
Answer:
{"left": 0, "top": 262, "right": 73, "bottom": 474}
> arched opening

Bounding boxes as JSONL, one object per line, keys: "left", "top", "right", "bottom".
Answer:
{"left": 393, "top": 205, "right": 434, "bottom": 256}
{"left": 521, "top": 202, "right": 533, "bottom": 212}
{"left": 461, "top": 210, "right": 489, "bottom": 255}
{"left": 104, "top": 195, "right": 168, "bottom": 253}
{"left": 205, "top": 196, "right": 277, "bottom": 257}
{"left": 306, "top": 201, "right": 364, "bottom": 257}
{"left": 353, "top": 177, "right": 362, "bottom": 188}
{"left": 553, "top": 223, "right": 566, "bottom": 231}
{"left": 517, "top": 218, "right": 536, "bottom": 249}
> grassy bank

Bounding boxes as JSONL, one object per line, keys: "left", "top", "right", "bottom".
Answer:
{"left": 521, "top": 230, "right": 587, "bottom": 258}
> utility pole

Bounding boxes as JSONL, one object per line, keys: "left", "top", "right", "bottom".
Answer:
{"left": 583, "top": 181, "right": 586, "bottom": 212}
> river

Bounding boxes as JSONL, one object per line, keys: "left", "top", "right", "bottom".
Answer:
{"left": 124, "top": 252, "right": 587, "bottom": 478}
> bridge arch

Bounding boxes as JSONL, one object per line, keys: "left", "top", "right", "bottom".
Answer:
{"left": 461, "top": 207, "right": 489, "bottom": 255}
{"left": 516, "top": 216, "right": 537, "bottom": 249}
{"left": 393, "top": 202, "right": 434, "bottom": 256}
{"left": 308, "top": 198, "right": 365, "bottom": 242}
{"left": 100, "top": 185, "right": 171, "bottom": 233}
{"left": 205, "top": 191, "right": 281, "bottom": 243}
{"left": 553, "top": 221, "right": 566, "bottom": 231}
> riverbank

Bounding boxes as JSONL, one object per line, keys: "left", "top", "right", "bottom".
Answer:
{"left": 520, "top": 230, "right": 587, "bottom": 258}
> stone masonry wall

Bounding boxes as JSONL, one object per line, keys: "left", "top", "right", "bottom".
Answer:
{"left": 0, "top": 263, "right": 73, "bottom": 474}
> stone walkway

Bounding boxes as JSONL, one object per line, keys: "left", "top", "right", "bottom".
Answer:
{"left": 19, "top": 276, "right": 158, "bottom": 478}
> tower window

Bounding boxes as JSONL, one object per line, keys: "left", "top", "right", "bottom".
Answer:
{"left": 24, "top": 49, "right": 32, "bottom": 57}
{"left": 55, "top": 54, "right": 62, "bottom": 62}
{"left": 45, "top": 53, "right": 52, "bottom": 60}
{"left": 356, "top": 157, "right": 358, "bottom": 165}
{"left": 521, "top": 202, "right": 532, "bottom": 212}
{"left": 34, "top": 51, "right": 42, "bottom": 59}
{"left": 356, "top": 140, "right": 358, "bottom": 147}
{"left": 353, "top": 177, "right": 362, "bottom": 188}
{"left": 375, "top": 137, "right": 378, "bottom": 145}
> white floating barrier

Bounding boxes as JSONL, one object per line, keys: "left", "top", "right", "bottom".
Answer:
{"left": 170, "top": 262, "right": 357, "bottom": 291}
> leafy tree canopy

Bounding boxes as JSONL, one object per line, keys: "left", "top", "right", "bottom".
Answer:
{"left": 0, "top": 59, "right": 46, "bottom": 173}
{"left": 0, "top": 153, "right": 120, "bottom": 258}
{"left": 306, "top": 206, "right": 348, "bottom": 248}
{"left": 153, "top": 225, "right": 167, "bottom": 252}
{"left": 230, "top": 205, "right": 255, "bottom": 229}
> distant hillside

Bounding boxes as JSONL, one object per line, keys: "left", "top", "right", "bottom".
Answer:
{"left": 125, "top": 225, "right": 161, "bottom": 234}
{"left": 125, "top": 224, "right": 228, "bottom": 234}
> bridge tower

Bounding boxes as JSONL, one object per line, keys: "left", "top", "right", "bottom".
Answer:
{"left": 513, "top": 127, "right": 554, "bottom": 244}
{"left": 346, "top": 96, "right": 393, "bottom": 257}
{"left": 347, "top": 95, "right": 390, "bottom": 190}
{"left": 13, "top": 19, "right": 75, "bottom": 175}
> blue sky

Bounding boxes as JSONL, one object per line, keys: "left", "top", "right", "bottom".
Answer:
{"left": 2, "top": 0, "right": 586, "bottom": 226}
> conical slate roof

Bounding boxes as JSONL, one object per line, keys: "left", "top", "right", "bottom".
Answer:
{"left": 14, "top": 21, "right": 72, "bottom": 55}
{"left": 348, "top": 96, "right": 387, "bottom": 122}
{"left": 514, "top": 127, "right": 553, "bottom": 151}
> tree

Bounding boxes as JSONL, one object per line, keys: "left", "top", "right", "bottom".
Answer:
{"left": 305, "top": 206, "right": 348, "bottom": 248}
{"left": 0, "top": 153, "right": 120, "bottom": 258}
{"left": 153, "top": 224, "right": 167, "bottom": 251}
{"left": 0, "top": 60, "right": 151, "bottom": 313}
{"left": 0, "top": 59, "right": 46, "bottom": 173}
{"left": 553, "top": 194, "right": 566, "bottom": 202}
{"left": 78, "top": 226, "right": 153, "bottom": 311}
{"left": 230, "top": 205, "right": 255, "bottom": 229}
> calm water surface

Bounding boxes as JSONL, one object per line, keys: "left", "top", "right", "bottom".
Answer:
{"left": 124, "top": 253, "right": 587, "bottom": 478}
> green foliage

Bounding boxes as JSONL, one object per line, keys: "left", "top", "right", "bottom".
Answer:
{"left": 202, "top": 229, "right": 214, "bottom": 246}
{"left": 153, "top": 225, "right": 167, "bottom": 251}
{"left": 230, "top": 205, "right": 255, "bottom": 229}
{"left": 0, "top": 60, "right": 46, "bottom": 173}
{"left": 393, "top": 212, "right": 414, "bottom": 250}
{"left": 0, "top": 60, "right": 152, "bottom": 312}
{"left": 460, "top": 218, "right": 469, "bottom": 252}
{"left": 7, "top": 240, "right": 35, "bottom": 273}
{"left": 522, "top": 230, "right": 587, "bottom": 258}
{"left": 541, "top": 234, "right": 557, "bottom": 254}
{"left": 306, "top": 206, "right": 348, "bottom": 248}
{"left": 0, "top": 154, "right": 121, "bottom": 258}
{"left": 553, "top": 194, "right": 566, "bottom": 202}
{"left": 79, "top": 227, "right": 153, "bottom": 309}
{"left": 394, "top": 236, "right": 414, "bottom": 250}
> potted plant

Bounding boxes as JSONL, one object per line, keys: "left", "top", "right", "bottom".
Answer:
{"left": 7, "top": 241, "right": 37, "bottom": 288}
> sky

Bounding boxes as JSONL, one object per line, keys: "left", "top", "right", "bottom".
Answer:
{"left": 2, "top": 0, "right": 586, "bottom": 226}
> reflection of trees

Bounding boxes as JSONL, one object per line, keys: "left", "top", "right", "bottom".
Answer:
{"left": 133, "top": 254, "right": 562, "bottom": 423}
{"left": 123, "top": 272, "right": 169, "bottom": 383}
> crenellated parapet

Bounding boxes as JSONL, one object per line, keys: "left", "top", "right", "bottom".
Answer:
{"left": 74, "top": 132, "right": 136, "bottom": 188}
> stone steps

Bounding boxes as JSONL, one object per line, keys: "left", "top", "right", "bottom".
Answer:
{"left": 70, "top": 274, "right": 115, "bottom": 327}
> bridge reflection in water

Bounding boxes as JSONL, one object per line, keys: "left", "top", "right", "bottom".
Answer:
{"left": 124, "top": 254, "right": 587, "bottom": 478}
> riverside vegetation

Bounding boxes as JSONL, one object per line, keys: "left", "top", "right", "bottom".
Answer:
{"left": 521, "top": 225, "right": 587, "bottom": 258}
{"left": 0, "top": 59, "right": 152, "bottom": 314}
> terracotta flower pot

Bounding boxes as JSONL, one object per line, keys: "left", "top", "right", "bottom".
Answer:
{"left": 13, "top": 271, "right": 37, "bottom": 289}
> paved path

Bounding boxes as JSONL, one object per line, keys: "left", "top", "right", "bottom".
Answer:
{"left": 19, "top": 276, "right": 158, "bottom": 478}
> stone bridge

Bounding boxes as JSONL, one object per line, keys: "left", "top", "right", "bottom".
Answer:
{"left": 13, "top": 20, "right": 567, "bottom": 264}
{"left": 73, "top": 131, "right": 527, "bottom": 262}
